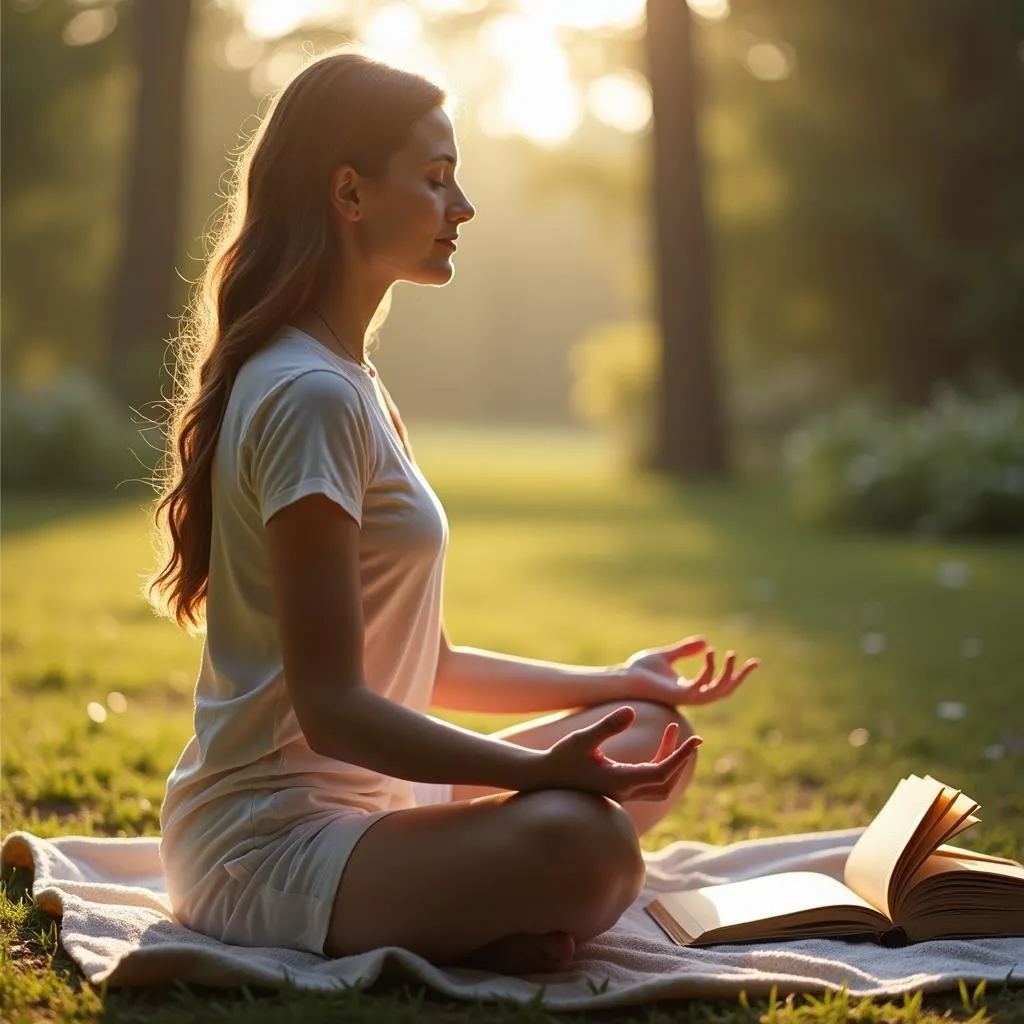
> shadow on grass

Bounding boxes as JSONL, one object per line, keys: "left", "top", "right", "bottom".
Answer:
{"left": 0, "top": 491, "right": 148, "bottom": 537}
{"left": 443, "top": 473, "right": 1024, "bottom": 835}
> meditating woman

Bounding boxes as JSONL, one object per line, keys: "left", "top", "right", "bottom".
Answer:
{"left": 148, "top": 48, "right": 758, "bottom": 976}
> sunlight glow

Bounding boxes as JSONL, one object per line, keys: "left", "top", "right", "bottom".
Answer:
{"left": 517, "top": 0, "right": 645, "bottom": 31}
{"left": 219, "top": 30, "right": 265, "bottom": 70}
{"left": 479, "top": 14, "right": 582, "bottom": 146}
{"left": 237, "top": 0, "right": 348, "bottom": 39}
{"left": 417, "top": 0, "right": 489, "bottom": 14}
{"left": 354, "top": 4, "right": 450, "bottom": 87}
{"left": 250, "top": 48, "right": 307, "bottom": 93}
{"left": 243, "top": 0, "right": 308, "bottom": 38}
{"left": 360, "top": 3, "right": 423, "bottom": 55}
{"left": 687, "top": 0, "right": 731, "bottom": 21}
{"left": 587, "top": 70, "right": 651, "bottom": 133}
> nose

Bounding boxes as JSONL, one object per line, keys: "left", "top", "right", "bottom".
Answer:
{"left": 448, "top": 185, "right": 475, "bottom": 225}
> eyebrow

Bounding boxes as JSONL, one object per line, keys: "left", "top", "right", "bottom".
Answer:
{"left": 424, "top": 153, "right": 458, "bottom": 167}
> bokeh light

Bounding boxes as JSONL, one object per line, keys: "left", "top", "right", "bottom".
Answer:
{"left": 359, "top": 3, "right": 423, "bottom": 55}
{"left": 516, "top": 0, "right": 645, "bottom": 32}
{"left": 688, "top": 0, "right": 731, "bottom": 22}
{"left": 479, "top": 14, "right": 582, "bottom": 145}
{"left": 744, "top": 41, "right": 795, "bottom": 81}
{"left": 62, "top": 7, "right": 117, "bottom": 46}
{"left": 587, "top": 70, "right": 652, "bottom": 133}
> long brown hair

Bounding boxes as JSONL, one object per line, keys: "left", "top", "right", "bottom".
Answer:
{"left": 145, "top": 48, "right": 446, "bottom": 635}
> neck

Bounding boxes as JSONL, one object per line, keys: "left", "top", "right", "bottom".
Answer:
{"left": 306, "top": 251, "right": 394, "bottom": 363}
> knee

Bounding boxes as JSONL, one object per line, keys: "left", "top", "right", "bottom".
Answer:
{"left": 631, "top": 700, "right": 694, "bottom": 739}
{"left": 600, "top": 699, "right": 696, "bottom": 761}
{"left": 519, "top": 789, "right": 646, "bottom": 922}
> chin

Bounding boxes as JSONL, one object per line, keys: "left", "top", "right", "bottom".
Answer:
{"left": 407, "top": 261, "right": 455, "bottom": 285}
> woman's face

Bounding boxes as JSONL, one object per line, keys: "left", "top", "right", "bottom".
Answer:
{"left": 346, "top": 106, "right": 475, "bottom": 286}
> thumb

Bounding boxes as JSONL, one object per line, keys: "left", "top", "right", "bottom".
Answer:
{"left": 664, "top": 635, "right": 707, "bottom": 661}
{"left": 586, "top": 706, "right": 636, "bottom": 745}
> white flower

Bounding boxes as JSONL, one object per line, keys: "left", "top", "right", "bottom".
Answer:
{"left": 861, "top": 632, "right": 887, "bottom": 656}
{"left": 960, "top": 637, "right": 982, "bottom": 659}
{"left": 938, "top": 561, "right": 970, "bottom": 588}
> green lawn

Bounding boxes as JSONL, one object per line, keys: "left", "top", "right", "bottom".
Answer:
{"left": 3, "top": 427, "right": 1023, "bottom": 1023}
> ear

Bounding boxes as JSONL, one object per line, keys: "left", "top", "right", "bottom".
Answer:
{"left": 329, "top": 164, "right": 363, "bottom": 221}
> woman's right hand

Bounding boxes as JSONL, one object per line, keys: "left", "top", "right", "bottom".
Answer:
{"left": 522, "top": 706, "right": 702, "bottom": 802}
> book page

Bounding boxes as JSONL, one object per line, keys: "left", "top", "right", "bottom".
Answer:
{"left": 898, "top": 852, "right": 1024, "bottom": 939}
{"left": 843, "top": 775, "right": 946, "bottom": 917}
{"left": 934, "top": 844, "right": 1024, "bottom": 868}
{"left": 895, "top": 786, "right": 979, "bottom": 898}
{"left": 652, "top": 871, "right": 887, "bottom": 943}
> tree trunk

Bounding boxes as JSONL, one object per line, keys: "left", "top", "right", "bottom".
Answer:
{"left": 645, "top": 0, "right": 728, "bottom": 477}
{"left": 107, "top": 0, "right": 192, "bottom": 405}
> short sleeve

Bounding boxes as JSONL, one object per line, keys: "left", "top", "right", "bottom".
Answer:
{"left": 247, "top": 370, "right": 375, "bottom": 527}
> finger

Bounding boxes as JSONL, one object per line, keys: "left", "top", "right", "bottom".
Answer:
{"left": 697, "top": 656, "right": 759, "bottom": 704}
{"left": 622, "top": 739, "right": 702, "bottom": 799}
{"left": 694, "top": 649, "right": 716, "bottom": 687}
{"left": 721, "top": 657, "right": 760, "bottom": 693}
{"left": 736, "top": 658, "right": 761, "bottom": 683}
{"left": 664, "top": 636, "right": 707, "bottom": 662}
{"left": 712, "top": 651, "right": 737, "bottom": 689}
{"left": 652, "top": 721, "right": 680, "bottom": 762}
{"left": 628, "top": 760, "right": 697, "bottom": 800}
{"left": 645, "top": 734, "right": 703, "bottom": 775}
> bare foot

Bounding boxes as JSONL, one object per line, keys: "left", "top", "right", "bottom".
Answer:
{"left": 449, "top": 930, "right": 576, "bottom": 975}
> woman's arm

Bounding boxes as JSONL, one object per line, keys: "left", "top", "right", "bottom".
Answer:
{"left": 432, "top": 628, "right": 758, "bottom": 715}
{"left": 266, "top": 493, "right": 546, "bottom": 789}
{"left": 431, "top": 641, "right": 627, "bottom": 715}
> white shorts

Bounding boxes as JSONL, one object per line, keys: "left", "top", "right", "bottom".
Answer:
{"left": 167, "top": 780, "right": 454, "bottom": 955}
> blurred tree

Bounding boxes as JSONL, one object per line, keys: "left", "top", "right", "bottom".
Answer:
{"left": 107, "top": 0, "right": 194, "bottom": 405}
{"left": 725, "top": 0, "right": 1024, "bottom": 404}
{"left": 646, "top": 0, "right": 729, "bottom": 477}
{"left": 1, "top": 0, "right": 132, "bottom": 384}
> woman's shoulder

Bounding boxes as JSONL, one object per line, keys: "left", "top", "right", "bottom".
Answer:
{"left": 233, "top": 327, "right": 368, "bottom": 413}
{"left": 238, "top": 326, "right": 365, "bottom": 390}
{"left": 216, "top": 330, "right": 377, "bottom": 467}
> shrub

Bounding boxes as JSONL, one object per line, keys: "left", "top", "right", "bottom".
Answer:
{"left": 1, "top": 367, "right": 155, "bottom": 494}
{"left": 783, "top": 385, "right": 1024, "bottom": 536}
{"left": 568, "top": 319, "right": 659, "bottom": 466}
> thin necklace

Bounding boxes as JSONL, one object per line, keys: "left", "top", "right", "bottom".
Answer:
{"left": 311, "top": 307, "right": 374, "bottom": 375}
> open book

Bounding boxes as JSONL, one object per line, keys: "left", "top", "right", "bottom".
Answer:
{"left": 647, "top": 775, "right": 1024, "bottom": 947}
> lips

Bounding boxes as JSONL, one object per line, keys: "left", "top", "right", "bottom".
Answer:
{"left": 436, "top": 238, "right": 457, "bottom": 251}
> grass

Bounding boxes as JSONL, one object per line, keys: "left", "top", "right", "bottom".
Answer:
{"left": 2, "top": 425, "right": 1023, "bottom": 1022}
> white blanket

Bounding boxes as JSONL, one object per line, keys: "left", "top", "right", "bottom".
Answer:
{"left": 4, "top": 828, "right": 1021, "bottom": 1009}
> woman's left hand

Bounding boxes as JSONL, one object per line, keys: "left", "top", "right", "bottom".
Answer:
{"left": 618, "top": 635, "right": 760, "bottom": 707}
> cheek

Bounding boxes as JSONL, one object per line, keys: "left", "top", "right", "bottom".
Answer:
{"left": 376, "top": 189, "right": 441, "bottom": 248}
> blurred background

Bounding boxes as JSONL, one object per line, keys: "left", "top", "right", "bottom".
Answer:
{"left": 3, "top": 0, "right": 1024, "bottom": 530}
{"left": 4, "top": 3, "right": 1024, "bottom": 970}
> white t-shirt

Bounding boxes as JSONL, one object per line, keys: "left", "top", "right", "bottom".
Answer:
{"left": 160, "top": 327, "right": 449, "bottom": 855}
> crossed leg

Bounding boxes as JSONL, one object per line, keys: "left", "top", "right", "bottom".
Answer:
{"left": 325, "top": 700, "right": 698, "bottom": 974}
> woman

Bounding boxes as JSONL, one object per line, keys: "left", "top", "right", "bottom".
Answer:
{"left": 148, "top": 48, "right": 758, "bottom": 976}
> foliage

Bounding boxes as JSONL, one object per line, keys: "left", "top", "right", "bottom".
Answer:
{"left": 784, "top": 384, "right": 1024, "bottom": 536}
{"left": 0, "top": 366, "right": 154, "bottom": 494}
{"left": 1, "top": 0, "right": 134, "bottom": 384}
{"left": 712, "top": 0, "right": 1024, "bottom": 402}
{"left": 568, "top": 319, "right": 659, "bottom": 465}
